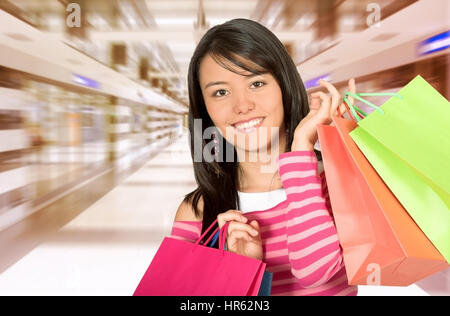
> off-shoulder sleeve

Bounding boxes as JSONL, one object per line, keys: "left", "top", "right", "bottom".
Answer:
{"left": 170, "top": 221, "right": 202, "bottom": 243}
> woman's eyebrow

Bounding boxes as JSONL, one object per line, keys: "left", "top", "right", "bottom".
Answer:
{"left": 204, "top": 74, "right": 264, "bottom": 90}
{"left": 204, "top": 81, "right": 227, "bottom": 89}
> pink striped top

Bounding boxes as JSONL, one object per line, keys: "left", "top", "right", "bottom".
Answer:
{"left": 170, "top": 150, "right": 358, "bottom": 296}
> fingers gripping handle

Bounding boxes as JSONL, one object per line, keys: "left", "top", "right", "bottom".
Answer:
{"left": 195, "top": 219, "right": 219, "bottom": 246}
{"left": 194, "top": 219, "right": 229, "bottom": 251}
{"left": 342, "top": 92, "right": 402, "bottom": 122}
{"left": 219, "top": 221, "right": 230, "bottom": 251}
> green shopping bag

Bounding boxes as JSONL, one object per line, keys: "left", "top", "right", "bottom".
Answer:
{"left": 344, "top": 75, "right": 450, "bottom": 263}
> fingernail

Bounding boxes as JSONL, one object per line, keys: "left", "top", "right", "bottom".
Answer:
{"left": 252, "top": 230, "right": 258, "bottom": 236}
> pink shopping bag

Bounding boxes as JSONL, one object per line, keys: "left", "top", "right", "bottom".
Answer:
{"left": 133, "top": 220, "right": 266, "bottom": 296}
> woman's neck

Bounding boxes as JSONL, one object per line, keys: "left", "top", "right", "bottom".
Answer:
{"left": 236, "top": 130, "right": 287, "bottom": 193}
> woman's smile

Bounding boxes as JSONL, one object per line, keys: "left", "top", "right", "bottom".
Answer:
{"left": 232, "top": 117, "right": 265, "bottom": 133}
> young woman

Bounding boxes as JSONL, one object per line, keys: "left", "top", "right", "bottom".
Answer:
{"left": 171, "top": 18, "right": 358, "bottom": 296}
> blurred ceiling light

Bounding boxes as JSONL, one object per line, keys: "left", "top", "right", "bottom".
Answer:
{"left": 205, "top": 0, "right": 257, "bottom": 11}
{"left": 340, "top": 16, "right": 356, "bottom": 26}
{"left": 295, "top": 13, "right": 316, "bottom": 28}
{"left": 266, "top": 16, "right": 276, "bottom": 26}
{"left": 417, "top": 31, "right": 450, "bottom": 56}
{"left": 154, "top": 17, "right": 195, "bottom": 26}
{"left": 146, "top": 0, "right": 198, "bottom": 11}
{"left": 167, "top": 42, "right": 196, "bottom": 52}
{"left": 128, "top": 17, "right": 138, "bottom": 26}
{"left": 90, "top": 14, "right": 109, "bottom": 28}
{"left": 72, "top": 74, "right": 100, "bottom": 89}
{"left": 265, "top": 0, "right": 284, "bottom": 28}
{"left": 208, "top": 17, "right": 231, "bottom": 25}
{"left": 47, "top": 15, "right": 63, "bottom": 28}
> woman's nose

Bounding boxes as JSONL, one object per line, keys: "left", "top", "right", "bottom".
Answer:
{"left": 233, "top": 93, "right": 255, "bottom": 114}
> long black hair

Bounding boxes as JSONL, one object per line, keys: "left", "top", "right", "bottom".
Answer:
{"left": 184, "top": 18, "right": 310, "bottom": 236}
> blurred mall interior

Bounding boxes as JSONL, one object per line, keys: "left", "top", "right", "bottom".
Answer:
{"left": 0, "top": 0, "right": 448, "bottom": 295}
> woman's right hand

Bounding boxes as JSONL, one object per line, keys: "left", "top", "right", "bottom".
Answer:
{"left": 217, "top": 210, "right": 263, "bottom": 261}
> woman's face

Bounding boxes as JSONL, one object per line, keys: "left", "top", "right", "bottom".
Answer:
{"left": 199, "top": 54, "right": 285, "bottom": 154}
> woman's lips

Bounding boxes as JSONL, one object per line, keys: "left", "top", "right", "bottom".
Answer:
{"left": 232, "top": 117, "right": 265, "bottom": 133}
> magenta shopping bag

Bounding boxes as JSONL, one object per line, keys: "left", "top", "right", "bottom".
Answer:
{"left": 133, "top": 220, "right": 266, "bottom": 296}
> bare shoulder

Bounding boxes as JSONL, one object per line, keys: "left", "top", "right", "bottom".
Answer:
{"left": 174, "top": 195, "right": 204, "bottom": 221}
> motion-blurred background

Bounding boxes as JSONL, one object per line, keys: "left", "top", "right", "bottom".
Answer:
{"left": 0, "top": 0, "right": 448, "bottom": 296}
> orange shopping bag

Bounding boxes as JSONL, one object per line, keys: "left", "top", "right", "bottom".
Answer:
{"left": 317, "top": 117, "right": 448, "bottom": 286}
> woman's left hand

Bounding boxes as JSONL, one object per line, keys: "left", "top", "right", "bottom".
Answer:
{"left": 291, "top": 78, "right": 356, "bottom": 151}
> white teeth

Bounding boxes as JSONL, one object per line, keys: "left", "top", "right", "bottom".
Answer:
{"left": 234, "top": 118, "right": 263, "bottom": 130}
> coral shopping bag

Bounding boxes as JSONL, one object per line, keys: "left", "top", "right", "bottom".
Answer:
{"left": 133, "top": 220, "right": 266, "bottom": 296}
{"left": 347, "top": 76, "right": 450, "bottom": 262}
{"left": 318, "top": 117, "right": 447, "bottom": 286}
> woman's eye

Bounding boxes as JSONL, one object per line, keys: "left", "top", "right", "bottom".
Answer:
{"left": 213, "top": 89, "right": 228, "bottom": 97}
{"left": 251, "top": 81, "right": 265, "bottom": 88}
